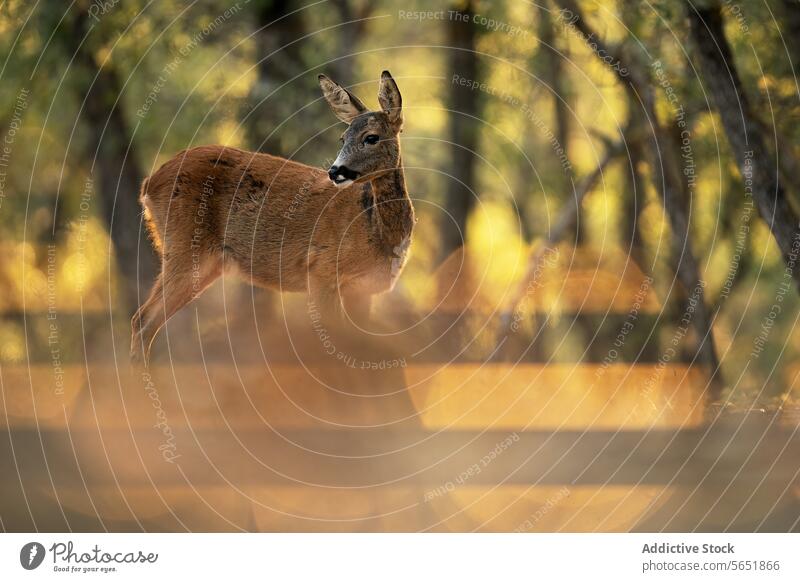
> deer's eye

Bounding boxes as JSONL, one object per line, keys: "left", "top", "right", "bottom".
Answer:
{"left": 364, "top": 134, "right": 380, "bottom": 145}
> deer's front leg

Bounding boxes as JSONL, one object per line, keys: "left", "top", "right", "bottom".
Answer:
{"left": 342, "top": 290, "right": 372, "bottom": 328}
{"left": 308, "top": 280, "right": 343, "bottom": 323}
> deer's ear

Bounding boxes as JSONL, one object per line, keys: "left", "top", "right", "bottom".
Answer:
{"left": 318, "top": 75, "right": 368, "bottom": 124}
{"left": 378, "top": 70, "right": 402, "bottom": 127}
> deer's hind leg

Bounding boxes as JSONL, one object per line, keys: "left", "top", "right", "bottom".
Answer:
{"left": 131, "top": 250, "right": 222, "bottom": 366}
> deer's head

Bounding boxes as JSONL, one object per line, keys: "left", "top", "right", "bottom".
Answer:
{"left": 319, "top": 70, "right": 403, "bottom": 187}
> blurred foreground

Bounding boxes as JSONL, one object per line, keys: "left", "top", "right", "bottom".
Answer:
{"left": 2, "top": 247, "right": 799, "bottom": 532}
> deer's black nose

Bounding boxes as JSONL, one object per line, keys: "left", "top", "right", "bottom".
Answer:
{"left": 328, "top": 165, "right": 359, "bottom": 184}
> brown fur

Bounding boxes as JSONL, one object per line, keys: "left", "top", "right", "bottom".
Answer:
{"left": 131, "top": 71, "right": 414, "bottom": 364}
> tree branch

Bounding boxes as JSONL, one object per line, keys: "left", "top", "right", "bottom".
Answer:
{"left": 687, "top": 2, "right": 800, "bottom": 290}
{"left": 551, "top": 0, "right": 725, "bottom": 399}
{"left": 496, "top": 135, "right": 628, "bottom": 344}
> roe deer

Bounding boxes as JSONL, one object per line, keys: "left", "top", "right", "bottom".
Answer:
{"left": 131, "top": 71, "right": 414, "bottom": 364}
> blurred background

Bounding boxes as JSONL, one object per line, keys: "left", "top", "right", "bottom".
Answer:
{"left": 1, "top": 0, "right": 800, "bottom": 532}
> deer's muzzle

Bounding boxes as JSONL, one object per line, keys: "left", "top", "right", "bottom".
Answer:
{"left": 328, "top": 164, "right": 360, "bottom": 185}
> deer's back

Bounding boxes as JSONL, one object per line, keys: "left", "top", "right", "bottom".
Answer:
{"left": 144, "top": 145, "right": 382, "bottom": 291}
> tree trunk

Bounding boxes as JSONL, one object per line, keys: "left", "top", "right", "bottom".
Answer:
{"left": 537, "top": 2, "right": 577, "bottom": 242}
{"left": 67, "top": 8, "right": 156, "bottom": 315}
{"left": 780, "top": 0, "right": 800, "bottom": 79}
{"left": 440, "top": 0, "right": 480, "bottom": 261}
{"left": 687, "top": 3, "right": 800, "bottom": 290}
{"left": 623, "top": 123, "right": 647, "bottom": 269}
{"left": 553, "top": 0, "right": 725, "bottom": 399}
{"left": 328, "top": 0, "right": 374, "bottom": 85}
{"left": 620, "top": 0, "right": 648, "bottom": 271}
{"left": 247, "top": 0, "right": 308, "bottom": 154}
{"left": 538, "top": 4, "right": 569, "bottom": 162}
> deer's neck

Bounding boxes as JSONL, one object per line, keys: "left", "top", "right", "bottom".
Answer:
{"left": 369, "top": 161, "right": 414, "bottom": 253}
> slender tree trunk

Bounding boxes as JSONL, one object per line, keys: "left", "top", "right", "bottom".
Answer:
{"left": 553, "top": 0, "right": 725, "bottom": 399}
{"left": 620, "top": 0, "right": 648, "bottom": 271}
{"left": 247, "top": 0, "right": 308, "bottom": 154}
{"left": 538, "top": 4, "right": 569, "bottom": 160}
{"left": 538, "top": 2, "right": 577, "bottom": 242}
{"left": 780, "top": 0, "right": 800, "bottom": 78}
{"left": 440, "top": 0, "right": 479, "bottom": 261}
{"left": 687, "top": 3, "right": 800, "bottom": 290}
{"left": 328, "top": 0, "right": 374, "bottom": 85}
{"left": 67, "top": 8, "right": 156, "bottom": 315}
{"left": 623, "top": 128, "right": 646, "bottom": 269}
